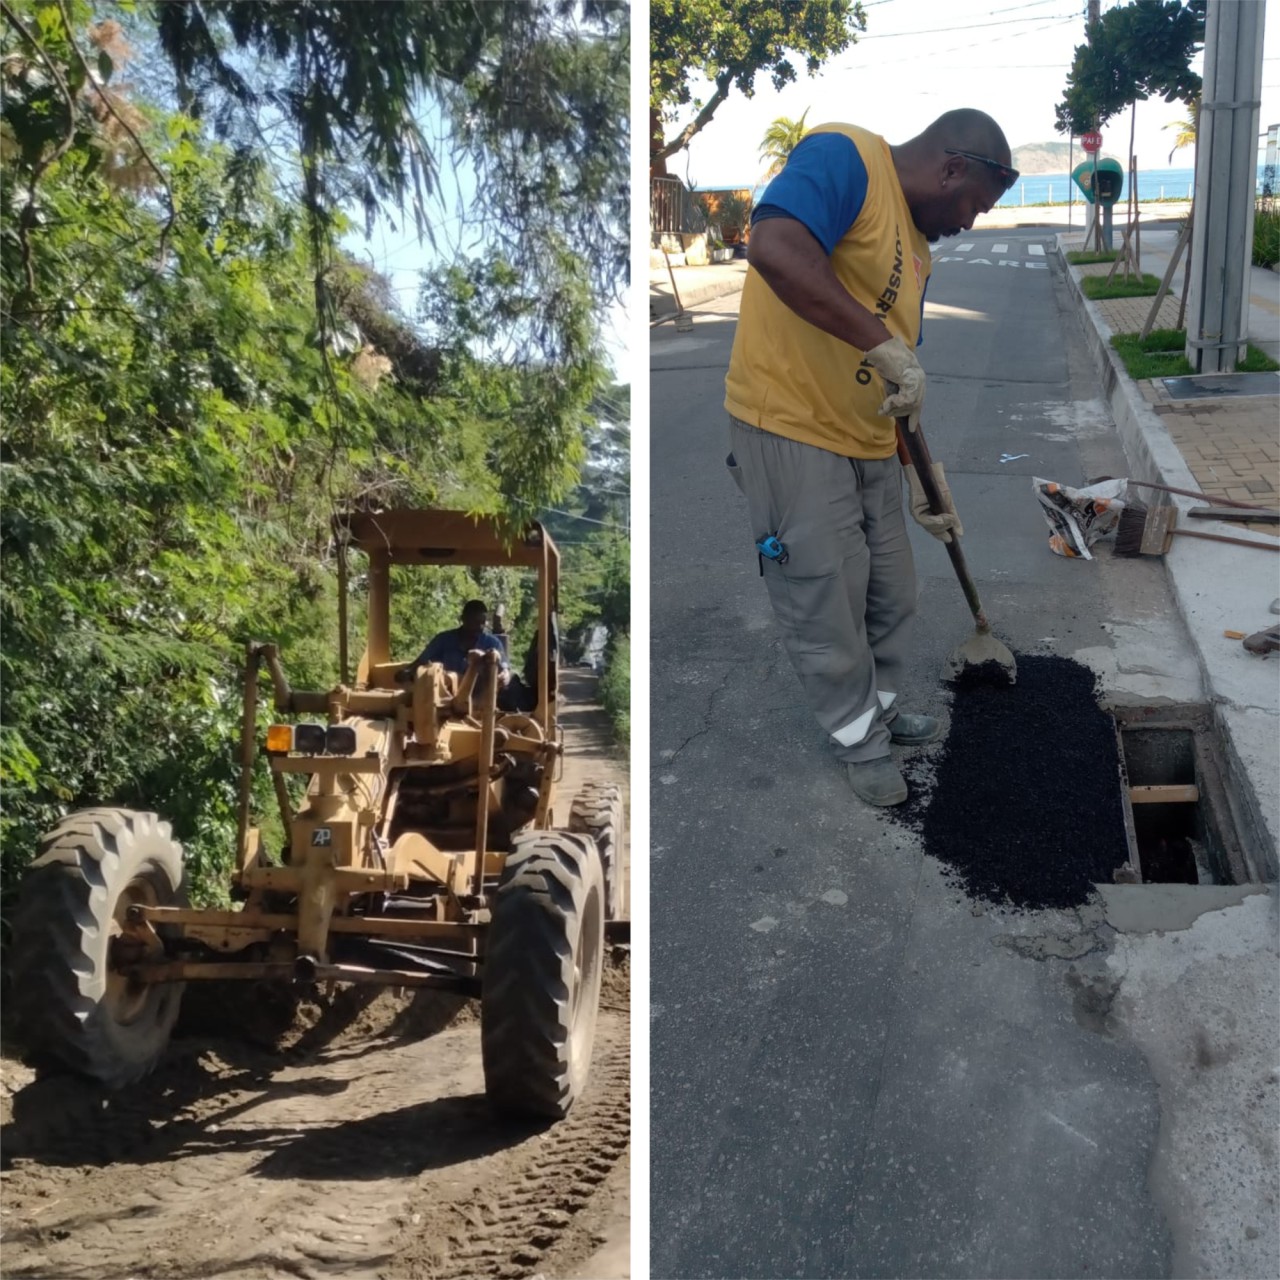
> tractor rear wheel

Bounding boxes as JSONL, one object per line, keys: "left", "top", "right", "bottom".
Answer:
{"left": 481, "top": 830, "right": 604, "bottom": 1119}
{"left": 10, "top": 808, "right": 187, "bottom": 1087}
{"left": 569, "top": 780, "right": 625, "bottom": 920}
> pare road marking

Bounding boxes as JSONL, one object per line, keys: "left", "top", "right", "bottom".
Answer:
{"left": 934, "top": 256, "right": 1048, "bottom": 269}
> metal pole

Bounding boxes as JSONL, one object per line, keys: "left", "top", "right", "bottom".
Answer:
{"left": 1184, "top": 0, "right": 1266, "bottom": 373}
{"left": 1069, "top": 134, "right": 1074, "bottom": 229}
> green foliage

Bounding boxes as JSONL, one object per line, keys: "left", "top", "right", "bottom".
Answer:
{"left": 1163, "top": 97, "right": 1199, "bottom": 164}
{"left": 651, "top": 1, "right": 864, "bottom": 164}
{"left": 695, "top": 190, "right": 752, "bottom": 238}
{"left": 1237, "top": 345, "right": 1280, "bottom": 374}
{"left": 1253, "top": 185, "right": 1279, "bottom": 268}
{"left": 1055, "top": 0, "right": 1204, "bottom": 136}
{"left": 1110, "top": 328, "right": 1278, "bottom": 377}
{"left": 759, "top": 107, "right": 810, "bottom": 179}
{"left": 0, "top": 2, "right": 625, "bottom": 930}
{"left": 1067, "top": 249, "right": 1119, "bottom": 264}
{"left": 598, "top": 634, "right": 629, "bottom": 745}
{"left": 1110, "top": 330, "right": 1194, "bottom": 379}
{"left": 1081, "top": 272, "right": 1163, "bottom": 300}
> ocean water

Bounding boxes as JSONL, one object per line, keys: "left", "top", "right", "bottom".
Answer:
{"left": 742, "top": 164, "right": 1271, "bottom": 209}
{"left": 995, "top": 164, "right": 1273, "bottom": 207}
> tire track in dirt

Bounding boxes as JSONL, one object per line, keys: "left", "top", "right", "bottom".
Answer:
{"left": 1, "top": 669, "right": 629, "bottom": 1280}
{"left": 390, "top": 1014, "right": 631, "bottom": 1280}
{"left": 2, "top": 1007, "right": 627, "bottom": 1280}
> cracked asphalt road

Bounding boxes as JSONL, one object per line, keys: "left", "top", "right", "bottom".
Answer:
{"left": 648, "top": 234, "right": 1279, "bottom": 1279}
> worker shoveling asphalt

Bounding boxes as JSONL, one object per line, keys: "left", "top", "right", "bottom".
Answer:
{"left": 720, "top": 107, "right": 1020, "bottom": 805}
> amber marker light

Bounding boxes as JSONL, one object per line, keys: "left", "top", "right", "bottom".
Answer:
{"left": 265, "top": 725, "right": 293, "bottom": 753}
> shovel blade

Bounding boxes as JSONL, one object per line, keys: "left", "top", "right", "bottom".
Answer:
{"left": 943, "top": 629, "right": 1018, "bottom": 685}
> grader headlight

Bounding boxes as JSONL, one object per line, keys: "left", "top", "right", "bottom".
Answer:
{"left": 265, "top": 723, "right": 357, "bottom": 755}
{"left": 293, "top": 723, "right": 327, "bottom": 754}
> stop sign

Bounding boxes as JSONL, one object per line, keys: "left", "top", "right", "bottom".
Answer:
{"left": 1081, "top": 130, "right": 1103, "bottom": 153}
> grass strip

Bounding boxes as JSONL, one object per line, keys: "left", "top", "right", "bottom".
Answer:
{"left": 1082, "top": 272, "right": 1163, "bottom": 300}
{"left": 1110, "top": 328, "right": 1280, "bottom": 379}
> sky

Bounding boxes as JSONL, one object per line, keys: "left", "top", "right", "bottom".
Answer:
{"left": 663, "top": 0, "right": 1280, "bottom": 192}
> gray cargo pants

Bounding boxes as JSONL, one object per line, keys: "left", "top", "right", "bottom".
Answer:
{"left": 727, "top": 416, "right": 916, "bottom": 764}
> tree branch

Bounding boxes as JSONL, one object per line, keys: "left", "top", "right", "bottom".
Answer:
{"left": 652, "top": 75, "right": 731, "bottom": 166}
{"left": 1, "top": 0, "right": 80, "bottom": 296}
{"left": 54, "top": 0, "right": 176, "bottom": 268}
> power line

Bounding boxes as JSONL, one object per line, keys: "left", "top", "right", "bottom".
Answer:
{"left": 842, "top": 15, "right": 1078, "bottom": 69}
{"left": 857, "top": 11, "right": 1076, "bottom": 39}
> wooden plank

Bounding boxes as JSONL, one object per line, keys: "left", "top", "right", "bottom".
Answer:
{"left": 1130, "top": 784, "right": 1200, "bottom": 804}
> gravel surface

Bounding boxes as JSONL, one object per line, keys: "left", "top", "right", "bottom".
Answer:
{"left": 896, "top": 654, "right": 1131, "bottom": 909}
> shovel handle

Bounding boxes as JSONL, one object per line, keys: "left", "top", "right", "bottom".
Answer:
{"left": 896, "top": 417, "right": 991, "bottom": 632}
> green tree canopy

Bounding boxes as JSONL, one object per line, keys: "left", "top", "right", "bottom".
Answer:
{"left": 1054, "top": 0, "right": 1204, "bottom": 137}
{"left": 650, "top": 0, "right": 864, "bottom": 167}
{"left": 0, "top": 1, "right": 628, "bottom": 926}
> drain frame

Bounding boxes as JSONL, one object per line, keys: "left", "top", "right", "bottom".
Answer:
{"left": 1109, "top": 703, "right": 1262, "bottom": 886}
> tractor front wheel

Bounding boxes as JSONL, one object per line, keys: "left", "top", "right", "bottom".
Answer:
{"left": 481, "top": 830, "right": 604, "bottom": 1119}
{"left": 10, "top": 808, "right": 187, "bottom": 1088}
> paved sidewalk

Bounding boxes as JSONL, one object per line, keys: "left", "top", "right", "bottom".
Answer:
{"left": 650, "top": 259, "right": 747, "bottom": 321}
{"left": 1057, "top": 227, "right": 1280, "bottom": 871}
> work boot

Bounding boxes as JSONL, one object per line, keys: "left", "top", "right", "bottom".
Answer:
{"left": 887, "top": 712, "right": 941, "bottom": 746}
{"left": 846, "top": 757, "right": 908, "bottom": 807}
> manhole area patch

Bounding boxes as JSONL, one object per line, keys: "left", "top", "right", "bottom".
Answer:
{"left": 893, "top": 654, "right": 1130, "bottom": 911}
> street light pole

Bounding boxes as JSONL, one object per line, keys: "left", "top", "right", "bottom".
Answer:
{"left": 1184, "top": 0, "right": 1266, "bottom": 373}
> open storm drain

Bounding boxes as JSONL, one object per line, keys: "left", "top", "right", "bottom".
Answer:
{"left": 893, "top": 655, "right": 1262, "bottom": 910}
{"left": 1112, "top": 703, "right": 1265, "bottom": 887}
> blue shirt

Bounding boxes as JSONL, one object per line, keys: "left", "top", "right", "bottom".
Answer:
{"left": 751, "top": 131, "right": 928, "bottom": 347}
{"left": 752, "top": 132, "right": 869, "bottom": 255}
{"left": 412, "top": 629, "right": 508, "bottom": 676}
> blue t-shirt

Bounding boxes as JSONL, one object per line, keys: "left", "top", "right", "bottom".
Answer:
{"left": 751, "top": 131, "right": 928, "bottom": 345}
{"left": 752, "top": 132, "right": 869, "bottom": 255}
{"left": 412, "top": 629, "right": 508, "bottom": 676}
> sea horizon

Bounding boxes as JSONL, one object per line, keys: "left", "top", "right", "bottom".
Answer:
{"left": 701, "top": 163, "right": 1273, "bottom": 208}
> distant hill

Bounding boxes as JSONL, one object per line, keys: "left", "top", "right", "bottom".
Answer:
{"left": 1012, "top": 140, "right": 1133, "bottom": 174}
{"left": 1012, "top": 141, "right": 1075, "bottom": 175}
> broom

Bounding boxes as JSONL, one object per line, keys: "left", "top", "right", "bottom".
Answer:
{"left": 1113, "top": 500, "right": 1280, "bottom": 558}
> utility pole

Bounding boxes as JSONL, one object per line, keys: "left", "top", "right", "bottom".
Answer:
{"left": 1184, "top": 0, "right": 1266, "bottom": 373}
{"left": 1086, "top": 0, "right": 1102, "bottom": 250}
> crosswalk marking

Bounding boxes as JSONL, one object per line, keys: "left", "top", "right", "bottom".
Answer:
{"left": 950, "top": 242, "right": 1049, "bottom": 256}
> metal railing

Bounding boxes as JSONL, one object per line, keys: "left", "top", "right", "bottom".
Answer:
{"left": 651, "top": 176, "right": 686, "bottom": 235}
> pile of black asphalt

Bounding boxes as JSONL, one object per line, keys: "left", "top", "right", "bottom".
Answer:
{"left": 894, "top": 654, "right": 1130, "bottom": 910}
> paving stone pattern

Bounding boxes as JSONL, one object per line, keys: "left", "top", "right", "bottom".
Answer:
{"left": 1065, "top": 240, "right": 1278, "bottom": 538}
{"left": 1138, "top": 379, "right": 1280, "bottom": 536}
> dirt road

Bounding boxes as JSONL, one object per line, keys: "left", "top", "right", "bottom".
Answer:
{"left": 0, "top": 668, "right": 630, "bottom": 1280}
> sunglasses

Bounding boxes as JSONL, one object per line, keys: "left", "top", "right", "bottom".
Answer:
{"left": 944, "top": 148, "right": 1020, "bottom": 191}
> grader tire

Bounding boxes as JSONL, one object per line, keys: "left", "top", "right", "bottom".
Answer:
{"left": 569, "top": 781, "right": 625, "bottom": 920}
{"left": 481, "top": 830, "right": 604, "bottom": 1119}
{"left": 10, "top": 808, "right": 187, "bottom": 1088}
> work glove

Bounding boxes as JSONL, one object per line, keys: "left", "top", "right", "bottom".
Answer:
{"left": 904, "top": 462, "right": 963, "bottom": 544}
{"left": 864, "top": 336, "right": 925, "bottom": 432}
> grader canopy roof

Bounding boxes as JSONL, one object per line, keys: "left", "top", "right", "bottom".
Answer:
{"left": 336, "top": 510, "right": 553, "bottom": 568}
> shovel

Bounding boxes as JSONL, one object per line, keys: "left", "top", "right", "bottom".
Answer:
{"left": 896, "top": 416, "right": 1018, "bottom": 685}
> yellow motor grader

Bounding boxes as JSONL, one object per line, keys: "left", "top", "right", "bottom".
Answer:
{"left": 10, "top": 509, "right": 626, "bottom": 1119}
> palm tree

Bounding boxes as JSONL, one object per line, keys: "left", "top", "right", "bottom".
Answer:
{"left": 759, "top": 108, "right": 811, "bottom": 179}
{"left": 1164, "top": 97, "right": 1199, "bottom": 164}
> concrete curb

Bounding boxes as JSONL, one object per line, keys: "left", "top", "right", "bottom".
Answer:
{"left": 1056, "top": 239, "right": 1279, "bottom": 877}
{"left": 650, "top": 267, "right": 748, "bottom": 319}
